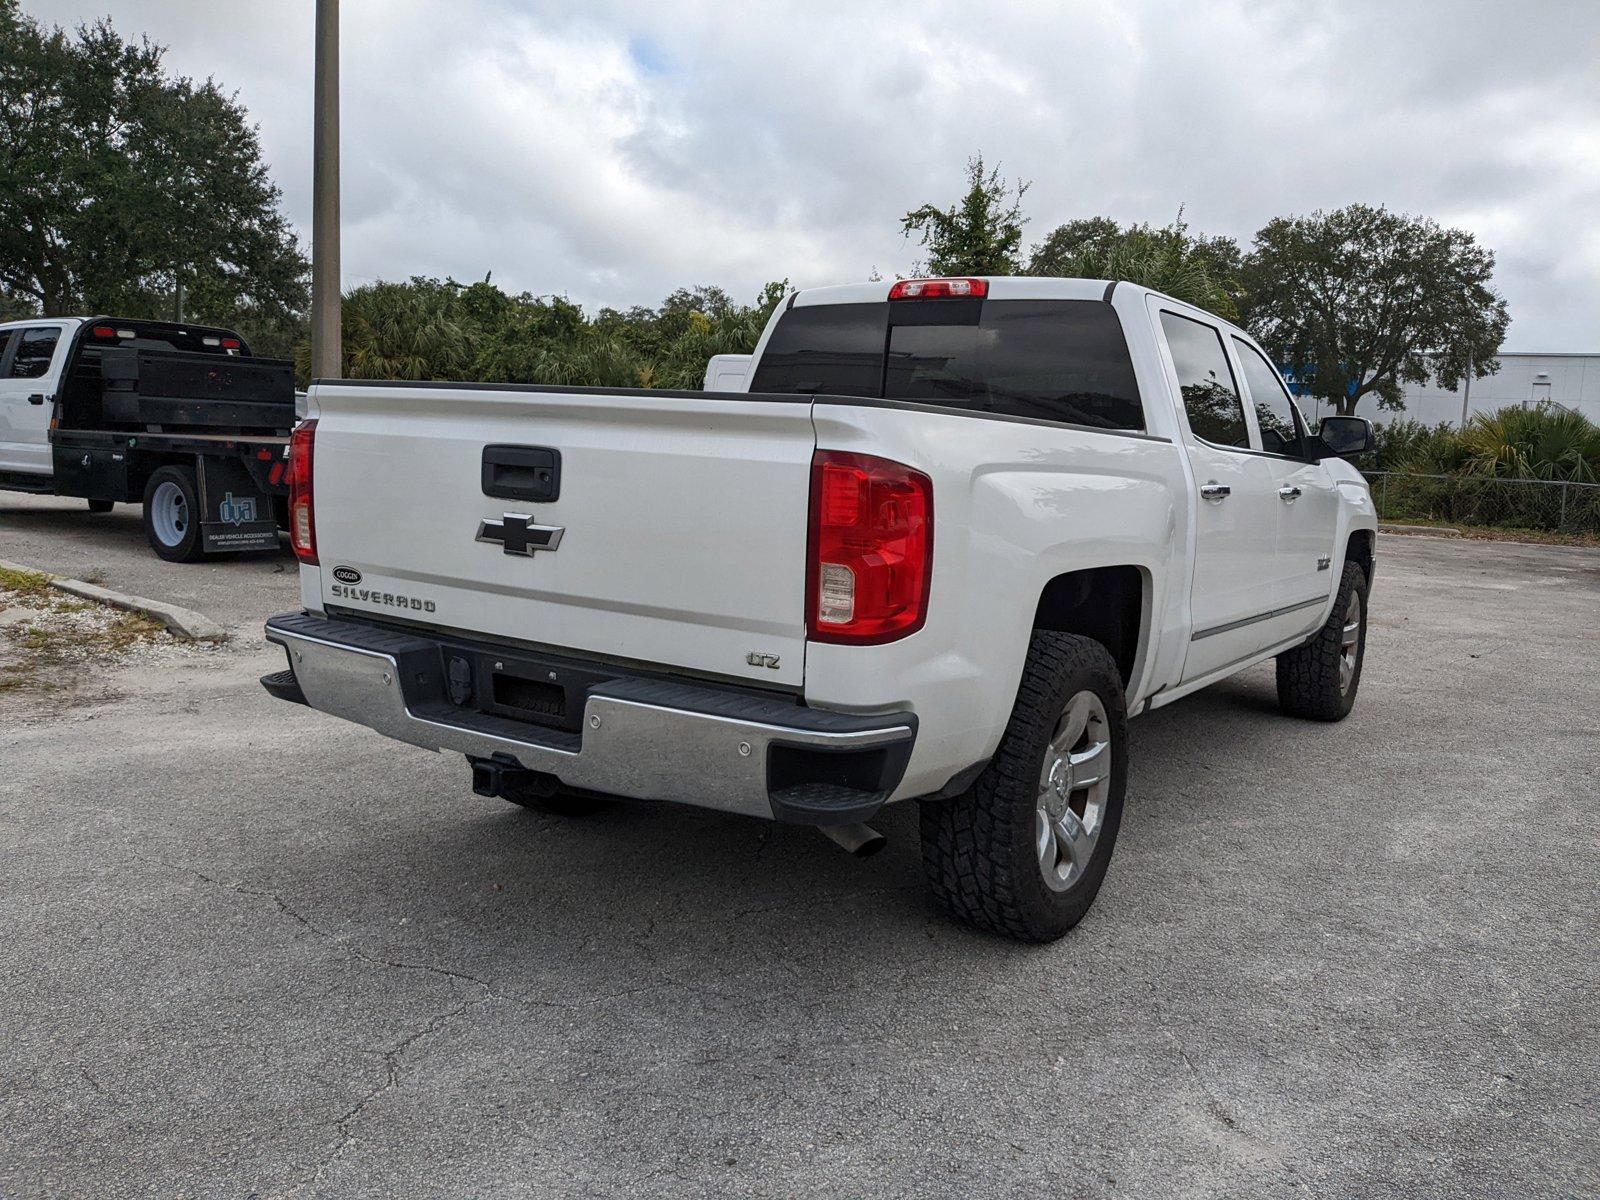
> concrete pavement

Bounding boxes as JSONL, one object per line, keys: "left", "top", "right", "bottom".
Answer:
{"left": 0, "top": 492, "right": 300, "bottom": 634}
{"left": 1, "top": 533, "right": 1596, "bottom": 1198}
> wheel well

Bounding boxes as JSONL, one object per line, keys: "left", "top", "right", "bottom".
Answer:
{"left": 1346, "top": 529, "right": 1374, "bottom": 581}
{"left": 1032, "top": 565, "right": 1144, "bottom": 686}
{"left": 131, "top": 452, "right": 196, "bottom": 499}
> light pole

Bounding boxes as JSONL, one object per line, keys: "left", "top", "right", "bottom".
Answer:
{"left": 311, "top": 0, "right": 341, "bottom": 379}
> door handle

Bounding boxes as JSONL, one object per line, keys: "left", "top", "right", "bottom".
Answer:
{"left": 27, "top": 393, "right": 47, "bottom": 406}
{"left": 1278, "top": 486, "right": 1302, "bottom": 502}
{"left": 1199, "top": 482, "right": 1231, "bottom": 501}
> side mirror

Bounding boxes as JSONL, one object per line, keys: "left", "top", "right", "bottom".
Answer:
{"left": 1313, "top": 415, "right": 1372, "bottom": 459}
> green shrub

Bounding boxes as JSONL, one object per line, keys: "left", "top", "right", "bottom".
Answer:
{"left": 293, "top": 277, "right": 788, "bottom": 390}
{"left": 1368, "top": 419, "right": 1458, "bottom": 471}
{"left": 1366, "top": 405, "right": 1600, "bottom": 534}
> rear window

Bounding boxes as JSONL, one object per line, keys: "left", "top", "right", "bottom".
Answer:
{"left": 78, "top": 322, "right": 248, "bottom": 357}
{"left": 749, "top": 299, "right": 1145, "bottom": 431}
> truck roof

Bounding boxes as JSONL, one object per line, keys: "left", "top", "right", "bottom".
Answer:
{"left": 791, "top": 276, "right": 1118, "bottom": 308}
{"left": 787, "top": 276, "right": 1250, "bottom": 339}
{"left": 0, "top": 315, "right": 252, "bottom": 356}
{"left": 0, "top": 315, "right": 243, "bottom": 339}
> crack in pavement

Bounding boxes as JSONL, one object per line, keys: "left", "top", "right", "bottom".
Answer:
{"left": 295, "top": 987, "right": 496, "bottom": 1196}
{"left": 128, "top": 852, "right": 508, "bottom": 1196}
{"left": 129, "top": 852, "right": 501, "bottom": 997}
{"left": 1164, "top": 1031, "right": 1315, "bottom": 1198}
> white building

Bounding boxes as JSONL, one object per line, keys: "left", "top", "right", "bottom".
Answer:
{"left": 1299, "top": 352, "right": 1600, "bottom": 427}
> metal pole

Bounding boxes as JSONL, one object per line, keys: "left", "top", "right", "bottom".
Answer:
{"left": 311, "top": 0, "right": 341, "bottom": 379}
{"left": 1459, "top": 352, "right": 1472, "bottom": 427}
{"left": 174, "top": 275, "right": 183, "bottom": 324}
{"left": 1559, "top": 483, "right": 1568, "bottom": 531}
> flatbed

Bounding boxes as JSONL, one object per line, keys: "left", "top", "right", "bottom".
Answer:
{"left": 0, "top": 316, "right": 297, "bottom": 562}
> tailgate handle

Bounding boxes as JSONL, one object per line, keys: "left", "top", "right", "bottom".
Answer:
{"left": 482, "top": 445, "right": 561, "bottom": 503}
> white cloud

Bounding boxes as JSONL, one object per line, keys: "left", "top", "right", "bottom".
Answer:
{"left": 22, "top": 0, "right": 1600, "bottom": 347}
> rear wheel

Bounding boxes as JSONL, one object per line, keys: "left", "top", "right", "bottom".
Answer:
{"left": 86, "top": 498, "right": 114, "bottom": 514}
{"left": 142, "top": 465, "right": 205, "bottom": 563}
{"left": 919, "top": 631, "right": 1128, "bottom": 942}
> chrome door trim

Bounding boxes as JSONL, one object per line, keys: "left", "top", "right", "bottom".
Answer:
{"left": 1191, "top": 593, "right": 1329, "bottom": 641}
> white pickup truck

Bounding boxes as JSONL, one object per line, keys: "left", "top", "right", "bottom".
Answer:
{"left": 264, "top": 277, "right": 1377, "bottom": 941}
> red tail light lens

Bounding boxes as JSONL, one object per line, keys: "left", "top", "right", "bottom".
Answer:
{"left": 806, "top": 450, "right": 932, "bottom": 644}
{"left": 288, "top": 419, "right": 317, "bottom": 563}
{"left": 888, "top": 277, "right": 988, "bottom": 300}
{"left": 221, "top": 337, "right": 241, "bottom": 350}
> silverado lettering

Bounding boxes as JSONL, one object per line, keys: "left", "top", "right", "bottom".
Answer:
{"left": 329, "top": 583, "right": 436, "bottom": 613}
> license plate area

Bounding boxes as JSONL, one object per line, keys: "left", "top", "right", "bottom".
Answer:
{"left": 439, "top": 642, "right": 618, "bottom": 734}
{"left": 491, "top": 671, "right": 566, "bottom": 722}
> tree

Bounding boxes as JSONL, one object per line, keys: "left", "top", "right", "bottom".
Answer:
{"left": 0, "top": 1, "right": 306, "bottom": 335}
{"left": 1240, "top": 204, "right": 1508, "bottom": 416}
{"left": 1026, "top": 212, "right": 1242, "bottom": 318}
{"left": 291, "top": 277, "right": 791, "bottom": 390}
{"left": 901, "top": 156, "right": 1029, "bottom": 275}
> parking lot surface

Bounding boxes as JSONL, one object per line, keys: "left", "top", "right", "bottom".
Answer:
{"left": 2, "top": 530, "right": 1596, "bottom": 1198}
{"left": 0, "top": 492, "right": 299, "bottom": 632}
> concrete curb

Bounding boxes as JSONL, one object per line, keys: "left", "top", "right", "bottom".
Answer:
{"left": 0, "top": 558, "right": 229, "bottom": 643}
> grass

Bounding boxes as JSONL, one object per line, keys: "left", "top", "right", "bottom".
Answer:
{"left": 0, "top": 570, "right": 169, "bottom": 697}
{"left": 0, "top": 565, "right": 54, "bottom": 598}
{"left": 1379, "top": 518, "right": 1600, "bottom": 548}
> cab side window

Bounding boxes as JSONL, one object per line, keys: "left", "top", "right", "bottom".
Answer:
{"left": 1159, "top": 311, "right": 1248, "bottom": 448}
{"left": 1233, "top": 337, "right": 1305, "bottom": 456}
{"left": 8, "top": 327, "right": 61, "bottom": 379}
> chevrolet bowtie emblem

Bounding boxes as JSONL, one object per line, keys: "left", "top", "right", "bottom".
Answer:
{"left": 476, "top": 514, "right": 565, "bottom": 557}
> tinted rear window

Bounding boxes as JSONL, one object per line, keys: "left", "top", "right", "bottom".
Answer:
{"left": 749, "top": 299, "right": 1144, "bottom": 431}
{"left": 748, "top": 303, "right": 886, "bottom": 397}
{"left": 79, "top": 322, "right": 248, "bottom": 356}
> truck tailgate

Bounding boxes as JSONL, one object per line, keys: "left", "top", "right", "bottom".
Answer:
{"left": 308, "top": 383, "right": 815, "bottom": 687}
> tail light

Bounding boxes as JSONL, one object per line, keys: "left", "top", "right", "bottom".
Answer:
{"left": 888, "top": 277, "right": 988, "bottom": 300}
{"left": 806, "top": 450, "right": 932, "bottom": 644}
{"left": 288, "top": 419, "right": 318, "bottom": 563}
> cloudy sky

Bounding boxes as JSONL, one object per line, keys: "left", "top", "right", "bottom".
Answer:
{"left": 27, "top": 0, "right": 1600, "bottom": 349}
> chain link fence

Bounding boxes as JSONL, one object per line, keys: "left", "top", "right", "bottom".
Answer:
{"left": 1362, "top": 471, "right": 1600, "bottom": 537}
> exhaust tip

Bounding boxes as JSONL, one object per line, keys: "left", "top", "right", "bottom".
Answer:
{"left": 819, "top": 823, "right": 886, "bottom": 858}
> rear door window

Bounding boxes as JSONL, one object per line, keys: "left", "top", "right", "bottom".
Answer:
{"left": 749, "top": 299, "right": 1145, "bottom": 431}
{"left": 1232, "top": 337, "right": 1305, "bottom": 456}
{"left": 1159, "top": 312, "right": 1248, "bottom": 448}
{"left": 8, "top": 326, "right": 61, "bottom": 379}
{"left": 748, "top": 303, "right": 887, "bottom": 397}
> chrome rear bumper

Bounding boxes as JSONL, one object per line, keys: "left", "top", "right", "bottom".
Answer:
{"left": 264, "top": 612, "right": 915, "bottom": 824}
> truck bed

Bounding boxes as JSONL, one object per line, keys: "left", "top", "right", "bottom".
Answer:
{"left": 92, "top": 346, "right": 295, "bottom": 435}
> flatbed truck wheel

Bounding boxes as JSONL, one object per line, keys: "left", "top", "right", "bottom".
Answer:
{"left": 142, "top": 465, "right": 206, "bottom": 563}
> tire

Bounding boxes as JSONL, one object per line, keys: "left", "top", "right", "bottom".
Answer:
{"left": 501, "top": 779, "right": 611, "bottom": 817}
{"left": 141, "top": 465, "right": 206, "bottom": 563}
{"left": 1276, "top": 561, "right": 1368, "bottom": 722}
{"left": 86, "top": 498, "right": 114, "bottom": 514}
{"left": 919, "top": 631, "right": 1128, "bottom": 942}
